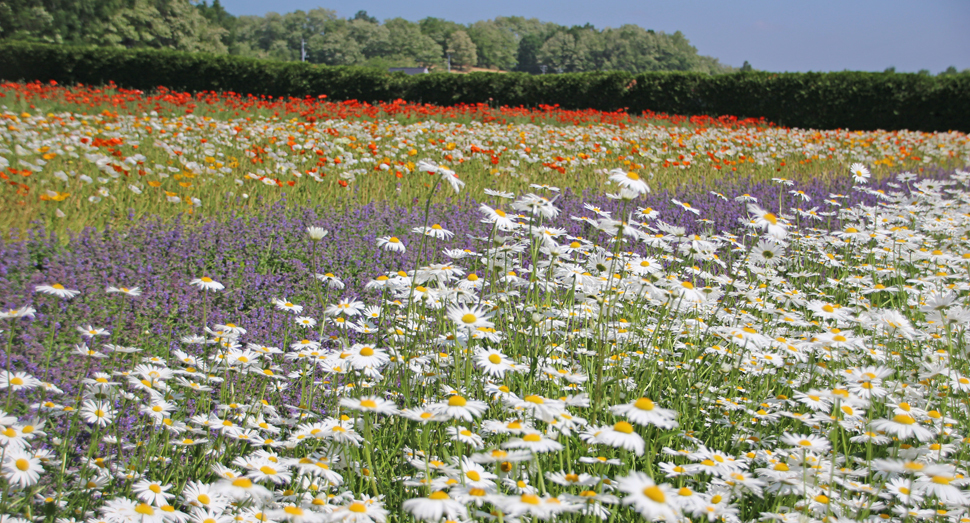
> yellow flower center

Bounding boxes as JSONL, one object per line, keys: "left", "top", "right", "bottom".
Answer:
{"left": 893, "top": 414, "right": 915, "bottom": 425}
{"left": 448, "top": 395, "right": 467, "bottom": 407}
{"left": 15, "top": 459, "right": 30, "bottom": 471}
{"left": 613, "top": 421, "right": 634, "bottom": 434}
{"left": 348, "top": 503, "right": 367, "bottom": 513}
{"left": 461, "top": 313, "right": 477, "bottom": 324}
{"left": 634, "top": 398, "right": 655, "bottom": 411}
{"left": 643, "top": 485, "right": 666, "bottom": 503}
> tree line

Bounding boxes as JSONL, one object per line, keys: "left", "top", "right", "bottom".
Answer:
{"left": 0, "top": 0, "right": 735, "bottom": 74}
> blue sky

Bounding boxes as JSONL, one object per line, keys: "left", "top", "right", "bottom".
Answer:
{"left": 218, "top": 0, "right": 970, "bottom": 73}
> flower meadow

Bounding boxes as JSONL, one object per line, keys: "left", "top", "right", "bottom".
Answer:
{"left": 2, "top": 82, "right": 970, "bottom": 523}
{"left": 2, "top": 81, "right": 967, "bottom": 235}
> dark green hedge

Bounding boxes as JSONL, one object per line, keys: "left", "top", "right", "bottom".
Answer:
{"left": 2, "top": 41, "right": 968, "bottom": 131}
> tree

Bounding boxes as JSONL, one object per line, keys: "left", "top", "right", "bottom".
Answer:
{"left": 571, "top": 27, "right": 601, "bottom": 71}
{"left": 446, "top": 30, "right": 476, "bottom": 70}
{"left": 465, "top": 20, "right": 516, "bottom": 71}
{"left": 232, "top": 12, "right": 292, "bottom": 60}
{"left": 740, "top": 60, "right": 753, "bottom": 72}
{"left": 282, "top": 8, "right": 336, "bottom": 58}
{"left": 594, "top": 25, "right": 651, "bottom": 72}
{"left": 196, "top": 0, "right": 237, "bottom": 48}
{"left": 0, "top": 2, "right": 57, "bottom": 42}
{"left": 537, "top": 31, "right": 588, "bottom": 73}
{"left": 514, "top": 33, "right": 544, "bottom": 73}
{"left": 94, "top": 0, "right": 227, "bottom": 53}
{"left": 654, "top": 30, "right": 700, "bottom": 71}
{"left": 494, "top": 16, "right": 548, "bottom": 41}
{"left": 0, "top": 3, "right": 733, "bottom": 74}
{"left": 351, "top": 10, "right": 377, "bottom": 24}
{"left": 384, "top": 17, "right": 442, "bottom": 67}
{"left": 347, "top": 18, "right": 391, "bottom": 59}
{"left": 1, "top": 0, "right": 231, "bottom": 51}
{"left": 418, "top": 16, "right": 461, "bottom": 50}
{"left": 308, "top": 30, "right": 362, "bottom": 65}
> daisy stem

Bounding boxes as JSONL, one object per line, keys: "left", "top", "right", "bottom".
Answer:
{"left": 534, "top": 454, "right": 547, "bottom": 495}
{"left": 592, "top": 201, "right": 630, "bottom": 422}
{"left": 4, "top": 325, "right": 16, "bottom": 412}
{"left": 399, "top": 180, "right": 441, "bottom": 401}
{"left": 41, "top": 304, "right": 59, "bottom": 381}
{"left": 56, "top": 354, "right": 94, "bottom": 490}
{"left": 200, "top": 290, "right": 210, "bottom": 364}
{"left": 362, "top": 413, "right": 379, "bottom": 498}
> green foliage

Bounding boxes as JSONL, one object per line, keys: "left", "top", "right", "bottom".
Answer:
{"left": 384, "top": 18, "right": 443, "bottom": 68}
{"left": 465, "top": 20, "right": 517, "bottom": 71}
{"left": 417, "top": 16, "right": 462, "bottom": 51}
{"left": 0, "top": 2, "right": 729, "bottom": 75}
{"left": 2, "top": 42, "right": 967, "bottom": 131}
{"left": 0, "top": 0, "right": 226, "bottom": 52}
{"left": 446, "top": 30, "right": 477, "bottom": 71}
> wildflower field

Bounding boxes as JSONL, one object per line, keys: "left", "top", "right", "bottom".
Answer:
{"left": 2, "top": 80, "right": 970, "bottom": 523}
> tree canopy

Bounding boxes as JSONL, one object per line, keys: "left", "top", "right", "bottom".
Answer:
{"left": 0, "top": 0, "right": 738, "bottom": 73}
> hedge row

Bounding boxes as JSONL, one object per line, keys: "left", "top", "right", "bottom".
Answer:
{"left": 2, "top": 42, "right": 968, "bottom": 131}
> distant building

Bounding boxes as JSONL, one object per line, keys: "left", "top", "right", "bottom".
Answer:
{"left": 389, "top": 67, "right": 429, "bottom": 75}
